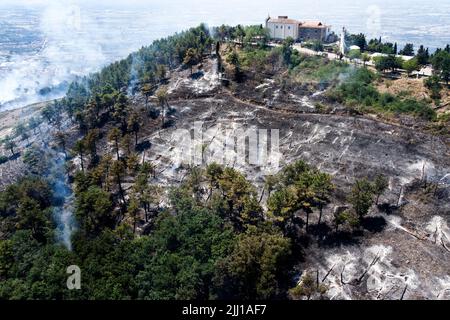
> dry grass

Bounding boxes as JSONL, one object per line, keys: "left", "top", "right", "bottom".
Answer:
{"left": 376, "top": 76, "right": 450, "bottom": 114}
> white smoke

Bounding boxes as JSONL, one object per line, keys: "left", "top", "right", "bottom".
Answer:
{"left": 0, "top": 1, "right": 110, "bottom": 111}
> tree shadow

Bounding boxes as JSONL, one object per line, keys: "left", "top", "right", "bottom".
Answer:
{"left": 9, "top": 153, "right": 21, "bottom": 161}
{"left": 148, "top": 108, "right": 160, "bottom": 119}
{"left": 377, "top": 202, "right": 398, "bottom": 215}
{"left": 191, "top": 71, "right": 204, "bottom": 80}
{"left": 135, "top": 140, "right": 152, "bottom": 152}
{"left": 162, "top": 119, "right": 176, "bottom": 129}
{"left": 308, "top": 223, "right": 333, "bottom": 237}
{"left": 166, "top": 107, "right": 177, "bottom": 116}
{"left": 361, "top": 216, "right": 387, "bottom": 233}
{"left": 318, "top": 230, "right": 362, "bottom": 248}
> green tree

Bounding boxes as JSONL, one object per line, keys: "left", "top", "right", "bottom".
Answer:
{"left": 373, "top": 174, "right": 388, "bottom": 205}
{"left": 127, "top": 112, "right": 141, "bottom": 146}
{"left": 399, "top": 43, "right": 414, "bottom": 56}
{"left": 289, "top": 271, "right": 327, "bottom": 300}
{"left": 73, "top": 139, "right": 86, "bottom": 172}
{"left": 156, "top": 87, "right": 169, "bottom": 128}
{"left": 362, "top": 53, "right": 371, "bottom": 67}
{"left": 416, "top": 45, "right": 430, "bottom": 66}
{"left": 403, "top": 58, "right": 419, "bottom": 77}
{"left": 1, "top": 135, "right": 16, "bottom": 156}
{"left": 348, "top": 178, "right": 374, "bottom": 220}
{"left": 183, "top": 48, "right": 200, "bottom": 75}
{"left": 108, "top": 128, "right": 122, "bottom": 161}
{"left": 216, "top": 226, "right": 291, "bottom": 299}
{"left": 75, "top": 186, "right": 114, "bottom": 236}
{"left": 127, "top": 195, "right": 140, "bottom": 233}
{"left": 54, "top": 131, "right": 68, "bottom": 158}
{"left": 374, "top": 55, "right": 402, "bottom": 73}
{"left": 431, "top": 50, "right": 450, "bottom": 85}
{"left": 226, "top": 50, "right": 241, "bottom": 80}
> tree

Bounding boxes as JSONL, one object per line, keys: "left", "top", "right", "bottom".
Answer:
{"left": 112, "top": 93, "right": 130, "bottom": 131}
{"left": 216, "top": 226, "right": 291, "bottom": 299}
{"left": 183, "top": 48, "right": 200, "bottom": 75}
{"left": 75, "top": 186, "right": 114, "bottom": 236}
{"left": 399, "top": 43, "right": 414, "bottom": 56}
{"left": 73, "top": 139, "right": 86, "bottom": 172}
{"left": 2, "top": 135, "right": 16, "bottom": 156}
{"left": 348, "top": 49, "right": 361, "bottom": 63}
{"left": 348, "top": 178, "right": 374, "bottom": 220}
{"left": 54, "top": 131, "right": 68, "bottom": 158}
{"left": 141, "top": 83, "right": 154, "bottom": 109}
{"left": 156, "top": 87, "right": 169, "bottom": 128}
{"left": 108, "top": 128, "right": 121, "bottom": 161}
{"left": 155, "top": 64, "right": 167, "bottom": 82}
{"left": 27, "top": 117, "right": 42, "bottom": 134}
{"left": 137, "top": 191, "right": 234, "bottom": 300}
{"left": 127, "top": 112, "right": 141, "bottom": 146}
{"left": 127, "top": 195, "right": 140, "bottom": 233}
{"left": 431, "top": 50, "right": 450, "bottom": 85}
{"left": 333, "top": 209, "right": 359, "bottom": 232}
{"left": 111, "top": 160, "right": 126, "bottom": 204}
{"left": 350, "top": 33, "right": 367, "bottom": 51}
{"left": 424, "top": 75, "right": 442, "bottom": 101}
{"left": 281, "top": 37, "right": 295, "bottom": 66}
{"left": 41, "top": 104, "right": 57, "bottom": 124}
{"left": 312, "top": 172, "right": 335, "bottom": 224}
{"left": 226, "top": 50, "right": 240, "bottom": 81}
{"left": 416, "top": 45, "right": 430, "bottom": 66}
{"left": 403, "top": 58, "right": 419, "bottom": 77}
{"left": 374, "top": 55, "right": 402, "bottom": 73}
{"left": 16, "top": 197, "right": 52, "bottom": 243}
{"left": 233, "top": 24, "right": 245, "bottom": 45}
{"left": 268, "top": 161, "right": 333, "bottom": 233}
{"left": 14, "top": 123, "right": 29, "bottom": 144}
{"left": 84, "top": 129, "right": 100, "bottom": 164}
{"left": 289, "top": 271, "right": 327, "bottom": 300}
{"left": 373, "top": 174, "right": 388, "bottom": 205}
{"left": 243, "top": 25, "right": 269, "bottom": 48}
{"left": 362, "top": 53, "right": 371, "bottom": 67}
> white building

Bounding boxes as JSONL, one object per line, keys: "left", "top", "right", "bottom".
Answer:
{"left": 266, "top": 16, "right": 299, "bottom": 40}
{"left": 266, "top": 16, "right": 331, "bottom": 42}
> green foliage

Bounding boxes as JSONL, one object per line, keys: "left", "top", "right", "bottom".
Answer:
{"left": 267, "top": 161, "right": 334, "bottom": 232}
{"left": 331, "top": 68, "right": 436, "bottom": 120}
{"left": 183, "top": 47, "right": 201, "bottom": 74}
{"left": 302, "top": 40, "right": 323, "bottom": 52}
{"left": 374, "top": 55, "right": 403, "bottom": 73}
{"left": 424, "top": 75, "right": 443, "bottom": 101}
{"left": 215, "top": 226, "right": 291, "bottom": 299}
{"left": 0, "top": 178, "right": 54, "bottom": 243}
{"left": 292, "top": 55, "right": 350, "bottom": 83}
{"left": 136, "top": 192, "right": 235, "bottom": 300}
{"left": 415, "top": 45, "right": 430, "bottom": 66}
{"left": 348, "top": 178, "right": 375, "bottom": 219}
{"left": 399, "top": 43, "right": 414, "bottom": 56}
{"left": 403, "top": 58, "right": 419, "bottom": 76}
{"left": 348, "top": 49, "right": 362, "bottom": 60}
{"left": 367, "top": 38, "right": 396, "bottom": 54}
{"left": 1, "top": 135, "right": 16, "bottom": 156}
{"left": 75, "top": 186, "right": 115, "bottom": 237}
{"left": 333, "top": 210, "right": 360, "bottom": 232}
{"left": 349, "top": 33, "right": 367, "bottom": 51}
{"left": 289, "top": 271, "right": 327, "bottom": 300}
{"left": 431, "top": 50, "right": 450, "bottom": 84}
{"left": 243, "top": 25, "right": 270, "bottom": 48}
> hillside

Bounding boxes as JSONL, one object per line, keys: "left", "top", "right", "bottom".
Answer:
{"left": 0, "top": 25, "right": 449, "bottom": 300}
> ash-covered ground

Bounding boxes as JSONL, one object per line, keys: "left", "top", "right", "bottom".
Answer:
{"left": 136, "top": 57, "right": 450, "bottom": 300}
{"left": 1, "top": 56, "right": 449, "bottom": 300}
